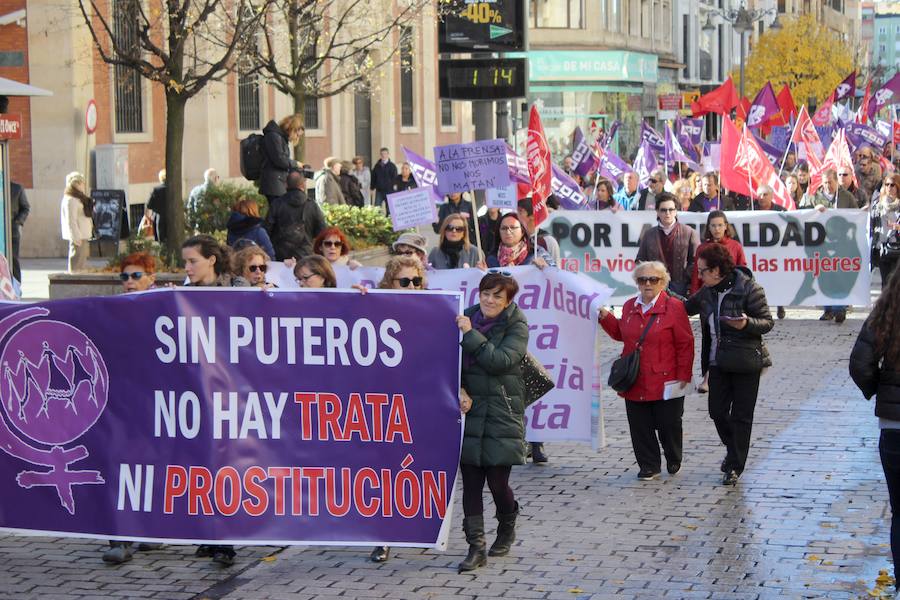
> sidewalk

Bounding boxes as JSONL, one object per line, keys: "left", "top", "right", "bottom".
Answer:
{"left": 0, "top": 293, "right": 893, "bottom": 599}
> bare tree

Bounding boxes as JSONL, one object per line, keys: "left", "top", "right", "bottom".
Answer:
{"left": 253, "top": 0, "right": 432, "bottom": 159}
{"left": 77, "top": 0, "right": 269, "bottom": 252}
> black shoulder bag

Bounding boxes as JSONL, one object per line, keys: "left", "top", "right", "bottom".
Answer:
{"left": 608, "top": 314, "right": 658, "bottom": 393}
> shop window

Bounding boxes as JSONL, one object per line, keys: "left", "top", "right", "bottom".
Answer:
{"left": 530, "top": 0, "right": 584, "bottom": 28}
{"left": 112, "top": 0, "right": 143, "bottom": 134}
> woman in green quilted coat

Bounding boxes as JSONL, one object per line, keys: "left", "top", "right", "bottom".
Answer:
{"left": 455, "top": 271, "right": 530, "bottom": 573}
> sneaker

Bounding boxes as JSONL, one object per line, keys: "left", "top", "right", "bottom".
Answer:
{"left": 777, "top": 306, "right": 786, "bottom": 320}
{"left": 637, "top": 469, "right": 660, "bottom": 481}
{"left": 834, "top": 310, "right": 847, "bottom": 324}
{"left": 666, "top": 462, "right": 681, "bottom": 475}
{"left": 102, "top": 544, "right": 133, "bottom": 564}
{"left": 212, "top": 550, "right": 235, "bottom": 567}
{"left": 819, "top": 311, "right": 834, "bottom": 321}
{"left": 722, "top": 470, "right": 740, "bottom": 486}
{"left": 531, "top": 442, "right": 549, "bottom": 464}
{"left": 369, "top": 546, "right": 390, "bottom": 563}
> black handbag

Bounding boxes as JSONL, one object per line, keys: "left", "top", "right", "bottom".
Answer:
{"left": 608, "top": 315, "right": 657, "bottom": 393}
{"left": 882, "top": 230, "right": 900, "bottom": 260}
{"left": 715, "top": 336, "right": 765, "bottom": 373}
{"left": 522, "top": 352, "right": 554, "bottom": 406}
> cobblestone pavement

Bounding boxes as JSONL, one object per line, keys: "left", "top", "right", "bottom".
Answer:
{"left": 0, "top": 307, "right": 895, "bottom": 600}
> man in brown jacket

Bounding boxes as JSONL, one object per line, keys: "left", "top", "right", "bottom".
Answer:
{"left": 636, "top": 192, "right": 700, "bottom": 297}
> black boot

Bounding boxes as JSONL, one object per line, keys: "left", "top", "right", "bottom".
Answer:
{"left": 488, "top": 502, "right": 519, "bottom": 557}
{"left": 457, "top": 515, "right": 487, "bottom": 573}
{"left": 531, "top": 442, "right": 548, "bottom": 463}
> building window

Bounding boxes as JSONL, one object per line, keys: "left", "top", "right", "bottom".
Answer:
{"left": 609, "top": 0, "right": 620, "bottom": 32}
{"left": 441, "top": 100, "right": 454, "bottom": 127}
{"left": 682, "top": 15, "right": 690, "bottom": 78}
{"left": 777, "top": 0, "right": 786, "bottom": 12}
{"left": 237, "top": 73, "right": 260, "bottom": 131}
{"left": 112, "top": 0, "right": 143, "bottom": 134}
{"left": 640, "top": 0, "right": 649, "bottom": 38}
{"left": 400, "top": 27, "right": 415, "bottom": 127}
{"left": 304, "top": 97, "right": 319, "bottom": 130}
{"left": 717, "top": 24, "right": 724, "bottom": 81}
{"left": 530, "top": 0, "right": 584, "bottom": 28}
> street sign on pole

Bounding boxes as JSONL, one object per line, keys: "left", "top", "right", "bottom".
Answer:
{"left": 85, "top": 99, "right": 98, "bottom": 135}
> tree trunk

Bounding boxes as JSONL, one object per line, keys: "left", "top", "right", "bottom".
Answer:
{"left": 164, "top": 91, "right": 187, "bottom": 257}
{"left": 293, "top": 88, "right": 305, "bottom": 162}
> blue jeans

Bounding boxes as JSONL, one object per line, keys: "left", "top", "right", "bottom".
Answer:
{"left": 880, "top": 429, "right": 900, "bottom": 584}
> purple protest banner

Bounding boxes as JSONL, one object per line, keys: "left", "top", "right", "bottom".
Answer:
{"left": 632, "top": 140, "right": 659, "bottom": 189}
{"left": 402, "top": 147, "right": 444, "bottom": 204}
{"left": 664, "top": 122, "right": 700, "bottom": 171}
{"left": 571, "top": 127, "right": 598, "bottom": 177}
{"left": 505, "top": 144, "right": 531, "bottom": 184}
{"left": 845, "top": 122, "right": 889, "bottom": 149}
{"left": 434, "top": 139, "right": 510, "bottom": 195}
{"left": 0, "top": 289, "right": 463, "bottom": 547}
{"left": 550, "top": 165, "right": 589, "bottom": 210}
{"left": 387, "top": 188, "right": 438, "bottom": 231}
{"left": 640, "top": 121, "right": 665, "bottom": 154}
{"left": 598, "top": 149, "right": 633, "bottom": 183}
{"left": 676, "top": 116, "right": 704, "bottom": 145}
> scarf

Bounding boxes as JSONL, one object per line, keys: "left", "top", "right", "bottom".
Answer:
{"left": 464, "top": 309, "right": 500, "bottom": 368}
{"left": 440, "top": 238, "right": 465, "bottom": 268}
{"left": 498, "top": 240, "right": 528, "bottom": 267}
{"left": 66, "top": 185, "right": 93, "bottom": 218}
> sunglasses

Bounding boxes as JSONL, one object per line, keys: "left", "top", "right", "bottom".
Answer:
{"left": 321, "top": 240, "right": 343, "bottom": 248}
{"left": 395, "top": 276, "right": 423, "bottom": 288}
{"left": 247, "top": 264, "right": 268, "bottom": 273}
{"left": 636, "top": 276, "right": 662, "bottom": 285}
{"left": 500, "top": 225, "right": 521, "bottom": 232}
{"left": 487, "top": 269, "right": 513, "bottom": 277}
{"left": 119, "top": 272, "right": 146, "bottom": 281}
{"left": 658, "top": 208, "right": 677, "bottom": 213}
{"left": 446, "top": 225, "right": 466, "bottom": 233}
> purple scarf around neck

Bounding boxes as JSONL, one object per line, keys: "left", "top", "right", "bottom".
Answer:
{"left": 464, "top": 309, "right": 500, "bottom": 368}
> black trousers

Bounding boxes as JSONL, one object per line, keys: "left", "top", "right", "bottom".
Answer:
{"left": 460, "top": 464, "right": 516, "bottom": 517}
{"left": 624, "top": 397, "right": 684, "bottom": 473}
{"left": 881, "top": 255, "right": 898, "bottom": 289}
{"left": 880, "top": 429, "right": 900, "bottom": 583}
{"left": 11, "top": 234, "right": 20, "bottom": 282}
{"left": 708, "top": 367, "right": 761, "bottom": 473}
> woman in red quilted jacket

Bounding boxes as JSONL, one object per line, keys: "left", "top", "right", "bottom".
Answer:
{"left": 599, "top": 261, "right": 695, "bottom": 480}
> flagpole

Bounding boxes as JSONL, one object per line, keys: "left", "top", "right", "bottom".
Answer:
{"left": 469, "top": 187, "right": 483, "bottom": 254}
{"left": 777, "top": 115, "right": 801, "bottom": 178}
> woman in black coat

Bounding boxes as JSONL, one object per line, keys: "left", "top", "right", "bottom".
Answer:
{"left": 850, "top": 268, "right": 900, "bottom": 592}
{"left": 684, "top": 243, "right": 773, "bottom": 486}
{"left": 454, "top": 272, "right": 530, "bottom": 573}
{"left": 259, "top": 114, "right": 303, "bottom": 202}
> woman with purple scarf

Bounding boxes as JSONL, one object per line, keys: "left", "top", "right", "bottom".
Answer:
{"left": 454, "top": 272, "right": 530, "bottom": 573}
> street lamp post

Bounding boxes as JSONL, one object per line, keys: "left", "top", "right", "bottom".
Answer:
{"left": 703, "top": 3, "right": 782, "bottom": 98}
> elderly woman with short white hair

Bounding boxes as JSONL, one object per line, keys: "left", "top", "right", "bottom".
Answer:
{"left": 599, "top": 261, "right": 694, "bottom": 481}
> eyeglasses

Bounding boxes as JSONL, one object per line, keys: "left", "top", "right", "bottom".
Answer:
{"left": 119, "top": 272, "right": 145, "bottom": 281}
{"left": 636, "top": 276, "right": 662, "bottom": 285}
{"left": 487, "top": 269, "right": 513, "bottom": 277}
{"left": 247, "top": 264, "right": 268, "bottom": 273}
{"left": 321, "top": 240, "right": 343, "bottom": 248}
{"left": 446, "top": 225, "right": 466, "bottom": 233}
{"left": 658, "top": 208, "right": 677, "bottom": 213}
{"left": 838, "top": 173, "right": 850, "bottom": 177}
{"left": 394, "top": 276, "right": 423, "bottom": 288}
{"left": 500, "top": 225, "right": 521, "bottom": 232}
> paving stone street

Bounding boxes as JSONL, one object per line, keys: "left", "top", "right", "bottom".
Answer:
{"left": 0, "top": 272, "right": 895, "bottom": 600}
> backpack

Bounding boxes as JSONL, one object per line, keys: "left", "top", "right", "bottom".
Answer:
{"left": 240, "top": 133, "right": 265, "bottom": 181}
{"left": 272, "top": 195, "right": 312, "bottom": 260}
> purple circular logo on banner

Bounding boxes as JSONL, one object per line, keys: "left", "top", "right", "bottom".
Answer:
{"left": 0, "top": 320, "right": 109, "bottom": 445}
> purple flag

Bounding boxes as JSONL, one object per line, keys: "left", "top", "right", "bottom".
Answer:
{"left": 747, "top": 82, "right": 780, "bottom": 129}
{"left": 402, "top": 147, "right": 444, "bottom": 204}
{"left": 505, "top": 145, "right": 531, "bottom": 184}
{"left": 602, "top": 120, "right": 621, "bottom": 149}
{"left": 700, "top": 142, "right": 721, "bottom": 174}
{"left": 598, "top": 149, "right": 633, "bottom": 183}
{"left": 676, "top": 116, "right": 704, "bottom": 145}
{"left": 664, "top": 122, "right": 700, "bottom": 170}
{"left": 550, "top": 164, "right": 590, "bottom": 210}
{"left": 751, "top": 132, "right": 784, "bottom": 166}
{"left": 868, "top": 72, "right": 900, "bottom": 120}
{"left": 640, "top": 121, "right": 665, "bottom": 154}
{"left": 632, "top": 140, "right": 659, "bottom": 190}
{"left": 834, "top": 71, "right": 857, "bottom": 102}
{"left": 571, "top": 127, "right": 598, "bottom": 177}
{"left": 845, "top": 122, "right": 889, "bottom": 150}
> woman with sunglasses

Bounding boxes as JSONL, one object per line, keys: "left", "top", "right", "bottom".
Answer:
{"left": 294, "top": 255, "right": 336, "bottom": 288}
{"left": 685, "top": 243, "right": 773, "bottom": 486}
{"left": 367, "top": 255, "right": 427, "bottom": 564}
{"left": 455, "top": 271, "right": 530, "bottom": 572}
{"left": 313, "top": 226, "right": 361, "bottom": 269}
{"left": 599, "top": 262, "right": 694, "bottom": 481}
{"left": 487, "top": 213, "right": 552, "bottom": 269}
{"left": 429, "top": 215, "right": 485, "bottom": 270}
{"left": 872, "top": 174, "right": 900, "bottom": 287}
{"left": 232, "top": 245, "right": 272, "bottom": 289}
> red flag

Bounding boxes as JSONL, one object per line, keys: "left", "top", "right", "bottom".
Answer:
{"left": 808, "top": 129, "right": 856, "bottom": 196}
{"left": 720, "top": 117, "right": 753, "bottom": 196}
{"left": 893, "top": 120, "right": 900, "bottom": 145}
{"left": 812, "top": 92, "right": 835, "bottom": 126}
{"left": 741, "top": 127, "right": 797, "bottom": 209}
{"left": 526, "top": 106, "right": 552, "bottom": 227}
{"left": 734, "top": 97, "right": 752, "bottom": 127}
{"left": 768, "top": 84, "right": 797, "bottom": 126}
{"left": 791, "top": 105, "right": 824, "bottom": 170}
{"left": 858, "top": 80, "right": 872, "bottom": 124}
{"left": 691, "top": 77, "right": 739, "bottom": 117}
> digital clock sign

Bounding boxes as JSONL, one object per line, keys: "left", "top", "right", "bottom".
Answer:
{"left": 438, "top": 0, "right": 526, "bottom": 53}
{"left": 439, "top": 58, "right": 528, "bottom": 101}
